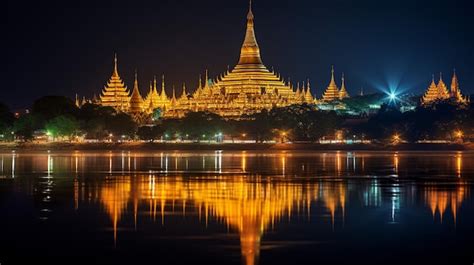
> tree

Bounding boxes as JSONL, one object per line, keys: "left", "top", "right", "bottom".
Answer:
{"left": 45, "top": 115, "right": 79, "bottom": 140}
{"left": 0, "top": 102, "right": 14, "bottom": 141}
{"left": 32, "top": 96, "right": 79, "bottom": 120}
{"left": 177, "top": 112, "right": 224, "bottom": 141}
{"left": 106, "top": 112, "right": 137, "bottom": 139}
{"left": 13, "top": 114, "right": 43, "bottom": 141}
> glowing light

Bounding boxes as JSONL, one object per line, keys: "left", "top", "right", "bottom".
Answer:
{"left": 392, "top": 134, "right": 401, "bottom": 144}
{"left": 389, "top": 92, "right": 397, "bottom": 101}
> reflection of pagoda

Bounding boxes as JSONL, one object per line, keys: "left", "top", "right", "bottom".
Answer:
{"left": 424, "top": 185, "right": 467, "bottom": 224}
{"left": 91, "top": 175, "right": 347, "bottom": 265}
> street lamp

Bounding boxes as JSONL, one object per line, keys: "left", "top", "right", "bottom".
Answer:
{"left": 392, "top": 133, "right": 401, "bottom": 144}
{"left": 455, "top": 130, "right": 463, "bottom": 138}
{"left": 281, "top": 131, "right": 287, "bottom": 143}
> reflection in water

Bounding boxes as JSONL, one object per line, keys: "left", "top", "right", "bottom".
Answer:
{"left": 78, "top": 175, "right": 468, "bottom": 265}
{"left": 425, "top": 185, "right": 467, "bottom": 224}
{"left": 91, "top": 175, "right": 346, "bottom": 265}
{"left": 1, "top": 151, "right": 473, "bottom": 265}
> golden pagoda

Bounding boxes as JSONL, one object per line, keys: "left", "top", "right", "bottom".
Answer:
{"left": 339, "top": 73, "right": 350, "bottom": 99}
{"left": 322, "top": 66, "right": 341, "bottom": 102}
{"left": 93, "top": 1, "right": 326, "bottom": 119}
{"left": 165, "top": 1, "right": 302, "bottom": 118}
{"left": 100, "top": 54, "right": 131, "bottom": 111}
{"left": 304, "top": 79, "right": 314, "bottom": 103}
{"left": 450, "top": 70, "right": 467, "bottom": 104}
{"left": 422, "top": 75, "right": 440, "bottom": 103}
{"left": 422, "top": 71, "right": 468, "bottom": 105}
{"left": 436, "top": 73, "right": 450, "bottom": 99}
{"left": 143, "top": 75, "right": 171, "bottom": 113}
{"left": 129, "top": 71, "right": 145, "bottom": 113}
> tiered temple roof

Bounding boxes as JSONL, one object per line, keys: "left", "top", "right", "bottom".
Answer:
{"left": 168, "top": 1, "right": 301, "bottom": 117}
{"left": 339, "top": 73, "right": 350, "bottom": 100}
{"left": 92, "top": 1, "right": 360, "bottom": 120}
{"left": 436, "top": 73, "right": 450, "bottom": 99}
{"left": 143, "top": 75, "right": 170, "bottom": 112}
{"left": 322, "top": 67, "right": 341, "bottom": 102}
{"left": 129, "top": 71, "right": 144, "bottom": 113}
{"left": 100, "top": 54, "right": 130, "bottom": 111}
{"left": 322, "top": 67, "right": 351, "bottom": 102}
{"left": 422, "top": 71, "right": 467, "bottom": 105}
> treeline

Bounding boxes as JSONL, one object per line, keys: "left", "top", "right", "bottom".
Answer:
{"left": 0, "top": 96, "right": 136, "bottom": 141}
{"left": 0, "top": 96, "right": 473, "bottom": 143}
{"left": 357, "top": 102, "right": 474, "bottom": 142}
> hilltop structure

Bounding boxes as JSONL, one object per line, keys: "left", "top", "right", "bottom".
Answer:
{"left": 321, "top": 66, "right": 350, "bottom": 102}
{"left": 422, "top": 71, "right": 468, "bottom": 105}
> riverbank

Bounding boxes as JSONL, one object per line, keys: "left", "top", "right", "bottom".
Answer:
{"left": 0, "top": 142, "right": 472, "bottom": 152}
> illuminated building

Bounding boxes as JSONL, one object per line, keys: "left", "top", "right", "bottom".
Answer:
{"left": 94, "top": 2, "right": 320, "bottom": 119}
{"left": 422, "top": 71, "right": 468, "bottom": 105}
{"left": 99, "top": 54, "right": 131, "bottom": 111}
{"left": 321, "top": 66, "right": 350, "bottom": 102}
{"left": 129, "top": 71, "right": 144, "bottom": 113}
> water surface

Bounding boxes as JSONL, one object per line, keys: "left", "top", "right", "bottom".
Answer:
{"left": 1, "top": 151, "right": 473, "bottom": 265}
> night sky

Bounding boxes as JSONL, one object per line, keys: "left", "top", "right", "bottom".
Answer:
{"left": 6, "top": 0, "right": 474, "bottom": 109}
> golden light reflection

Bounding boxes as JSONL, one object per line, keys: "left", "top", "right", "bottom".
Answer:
{"left": 424, "top": 185, "right": 467, "bottom": 225}
{"left": 92, "top": 175, "right": 346, "bottom": 265}
{"left": 394, "top": 153, "right": 399, "bottom": 175}
{"left": 456, "top": 153, "right": 462, "bottom": 178}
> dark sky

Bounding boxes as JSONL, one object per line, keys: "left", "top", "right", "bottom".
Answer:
{"left": 6, "top": 0, "right": 474, "bottom": 109}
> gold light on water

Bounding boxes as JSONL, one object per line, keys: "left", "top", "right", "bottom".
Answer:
{"left": 94, "top": 175, "right": 346, "bottom": 265}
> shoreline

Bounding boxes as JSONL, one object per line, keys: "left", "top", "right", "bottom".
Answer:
{"left": 0, "top": 142, "right": 472, "bottom": 152}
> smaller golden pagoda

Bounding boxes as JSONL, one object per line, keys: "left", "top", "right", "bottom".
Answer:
{"left": 322, "top": 66, "right": 347, "bottom": 102}
{"left": 436, "top": 73, "right": 450, "bottom": 99}
{"left": 129, "top": 71, "right": 144, "bottom": 113}
{"left": 339, "top": 73, "right": 350, "bottom": 100}
{"left": 143, "top": 75, "right": 170, "bottom": 113}
{"left": 422, "top": 71, "right": 468, "bottom": 105}
{"left": 100, "top": 54, "right": 130, "bottom": 111}
{"left": 304, "top": 79, "right": 314, "bottom": 103}
{"left": 450, "top": 70, "right": 467, "bottom": 104}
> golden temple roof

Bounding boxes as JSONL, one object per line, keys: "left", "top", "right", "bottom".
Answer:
{"left": 130, "top": 71, "right": 144, "bottom": 113}
{"left": 339, "top": 73, "right": 350, "bottom": 99}
{"left": 100, "top": 54, "right": 130, "bottom": 111}
{"left": 322, "top": 66, "right": 341, "bottom": 102}
{"left": 436, "top": 73, "right": 449, "bottom": 99}
{"left": 422, "top": 71, "right": 467, "bottom": 105}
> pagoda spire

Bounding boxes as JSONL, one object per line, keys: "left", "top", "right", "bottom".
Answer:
{"left": 339, "top": 72, "right": 350, "bottom": 99}
{"left": 437, "top": 72, "right": 449, "bottom": 99}
{"left": 134, "top": 69, "right": 138, "bottom": 88}
{"left": 451, "top": 69, "right": 459, "bottom": 95}
{"left": 130, "top": 70, "right": 144, "bottom": 113}
{"left": 181, "top": 83, "right": 187, "bottom": 98}
{"left": 238, "top": 0, "right": 263, "bottom": 65}
{"left": 171, "top": 86, "right": 177, "bottom": 104}
{"left": 305, "top": 78, "right": 313, "bottom": 100}
{"left": 161, "top": 74, "right": 167, "bottom": 99}
{"left": 113, "top": 53, "right": 118, "bottom": 77}
{"left": 322, "top": 66, "right": 341, "bottom": 102}
{"left": 330, "top": 65, "right": 336, "bottom": 86}
{"left": 153, "top": 75, "right": 158, "bottom": 94}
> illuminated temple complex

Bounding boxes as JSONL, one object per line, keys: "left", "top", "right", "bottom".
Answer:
{"left": 421, "top": 71, "right": 469, "bottom": 105}
{"left": 93, "top": 2, "right": 348, "bottom": 119}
